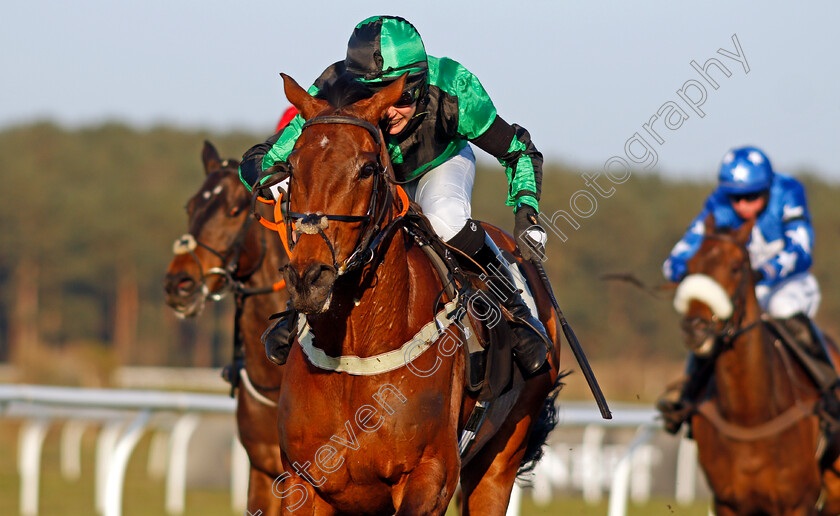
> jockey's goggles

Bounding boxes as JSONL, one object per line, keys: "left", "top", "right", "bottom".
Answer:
{"left": 393, "top": 86, "right": 421, "bottom": 108}
{"left": 728, "top": 191, "right": 766, "bottom": 203}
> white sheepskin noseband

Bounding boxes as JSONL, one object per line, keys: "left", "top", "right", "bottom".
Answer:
{"left": 673, "top": 274, "right": 733, "bottom": 319}
{"left": 172, "top": 234, "right": 198, "bottom": 255}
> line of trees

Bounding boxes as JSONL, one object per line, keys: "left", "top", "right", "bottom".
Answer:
{"left": 1, "top": 122, "right": 837, "bottom": 385}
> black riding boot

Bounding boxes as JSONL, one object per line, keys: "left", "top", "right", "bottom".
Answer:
{"left": 262, "top": 302, "right": 298, "bottom": 366}
{"left": 446, "top": 221, "right": 549, "bottom": 377}
{"left": 656, "top": 353, "right": 700, "bottom": 435}
{"left": 780, "top": 314, "right": 840, "bottom": 430}
{"left": 473, "top": 235, "right": 550, "bottom": 376}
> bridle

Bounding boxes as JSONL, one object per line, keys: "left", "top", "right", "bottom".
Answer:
{"left": 682, "top": 233, "right": 761, "bottom": 354}
{"left": 682, "top": 233, "right": 825, "bottom": 446}
{"left": 173, "top": 166, "right": 280, "bottom": 301}
{"left": 262, "top": 115, "right": 409, "bottom": 276}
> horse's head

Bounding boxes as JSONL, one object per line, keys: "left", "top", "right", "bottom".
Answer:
{"left": 673, "top": 213, "right": 756, "bottom": 356}
{"left": 164, "top": 141, "right": 251, "bottom": 318}
{"left": 278, "top": 73, "right": 405, "bottom": 314}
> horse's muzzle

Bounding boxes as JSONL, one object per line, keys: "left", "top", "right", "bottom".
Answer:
{"left": 164, "top": 271, "right": 206, "bottom": 318}
{"left": 681, "top": 316, "right": 717, "bottom": 356}
{"left": 285, "top": 262, "right": 337, "bottom": 314}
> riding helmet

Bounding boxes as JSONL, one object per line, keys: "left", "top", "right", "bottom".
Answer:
{"left": 345, "top": 16, "right": 428, "bottom": 96}
{"left": 718, "top": 146, "right": 774, "bottom": 195}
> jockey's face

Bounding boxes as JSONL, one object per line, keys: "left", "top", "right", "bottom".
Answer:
{"left": 384, "top": 102, "right": 417, "bottom": 135}
{"left": 729, "top": 191, "right": 767, "bottom": 221}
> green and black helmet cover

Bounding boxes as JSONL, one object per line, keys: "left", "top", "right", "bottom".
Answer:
{"left": 345, "top": 15, "right": 428, "bottom": 93}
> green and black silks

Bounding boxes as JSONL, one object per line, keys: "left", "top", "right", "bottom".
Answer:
{"left": 239, "top": 55, "right": 542, "bottom": 212}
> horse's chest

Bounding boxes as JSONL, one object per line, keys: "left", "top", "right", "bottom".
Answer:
{"left": 276, "top": 374, "right": 439, "bottom": 482}
{"left": 698, "top": 434, "right": 821, "bottom": 508}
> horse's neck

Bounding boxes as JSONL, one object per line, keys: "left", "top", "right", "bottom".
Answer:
{"left": 240, "top": 227, "right": 287, "bottom": 383}
{"left": 241, "top": 225, "right": 281, "bottom": 290}
{"left": 713, "top": 292, "right": 790, "bottom": 423}
{"left": 308, "top": 228, "right": 414, "bottom": 358}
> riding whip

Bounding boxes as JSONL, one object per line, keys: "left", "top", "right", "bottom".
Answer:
{"left": 532, "top": 259, "right": 612, "bottom": 419}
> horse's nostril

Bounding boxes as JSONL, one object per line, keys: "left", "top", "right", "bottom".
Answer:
{"left": 304, "top": 264, "right": 335, "bottom": 286}
{"left": 285, "top": 267, "right": 298, "bottom": 288}
{"left": 176, "top": 277, "right": 196, "bottom": 296}
{"left": 304, "top": 265, "right": 321, "bottom": 284}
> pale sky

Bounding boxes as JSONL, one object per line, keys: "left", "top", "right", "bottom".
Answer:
{"left": 3, "top": 1, "right": 839, "bottom": 179}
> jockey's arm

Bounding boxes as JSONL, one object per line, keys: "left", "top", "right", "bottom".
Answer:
{"left": 470, "top": 116, "right": 543, "bottom": 213}
{"left": 755, "top": 182, "right": 814, "bottom": 285}
{"left": 239, "top": 114, "right": 305, "bottom": 192}
{"left": 436, "top": 57, "right": 541, "bottom": 213}
{"left": 662, "top": 196, "right": 715, "bottom": 282}
{"left": 239, "top": 77, "right": 328, "bottom": 191}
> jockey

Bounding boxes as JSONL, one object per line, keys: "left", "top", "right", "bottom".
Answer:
{"left": 658, "top": 146, "right": 840, "bottom": 434}
{"left": 239, "top": 15, "right": 550, "bottom": 376}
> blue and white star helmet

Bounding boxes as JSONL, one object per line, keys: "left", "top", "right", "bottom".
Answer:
{"left": 718, "top": 146, "right": 773, "bottom": 195}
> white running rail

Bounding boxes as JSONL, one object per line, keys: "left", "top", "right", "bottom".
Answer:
{"left": 1, "top": 384, "right": 239, "bottom": 516}
{"left": 1, "top": 385, "right": 703, "bottom": 516}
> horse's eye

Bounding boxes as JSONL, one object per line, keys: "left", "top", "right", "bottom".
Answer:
{"left": 229, "top": 206, "right": 243, "bottom": 217}
{"left": 360, "top": 163, "right": 377, "bottom": 179}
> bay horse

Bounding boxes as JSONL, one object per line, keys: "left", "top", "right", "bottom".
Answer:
{"left": 672, "top": 213, "right": 840, "bottom": 515}
{"left": 164, "top": 141, "right": 289, "bottom": 515}
{"left": 267, "top": 73, "right": 562, "bottom": 515}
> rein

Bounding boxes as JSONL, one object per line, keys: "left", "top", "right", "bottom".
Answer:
{"left": 685, "top": 233, "right": 757, "bottom": 352}
{"left": 696, "top": 399, "right": 815, "bottom": 442}
{"left": 256, "top": 114, "right": 432, "bottom": 375}
{"left": 173, "top": 170, "right": 286, "bottom": 301}
{"left": 173, "top": 167, "right": 287, "bottom": 401}
{"left": 257, "top": 115, "right": 410, "bottom": 276}
{"left": 688, "top": 232, "right": 819, "bottom": 441}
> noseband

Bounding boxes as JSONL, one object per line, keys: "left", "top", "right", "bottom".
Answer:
{"left": 275, "top": 115, "right": 408, "bottom": 275}
{"left": 173, "top": 167, "right": 269, "bottom": 300}
{"left": 683, "top": 233, "right": 761, "bottom": 353}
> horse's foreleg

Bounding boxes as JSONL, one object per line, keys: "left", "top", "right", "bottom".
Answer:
{"left": 713, "top": 502, "right": 738, "bottom": 516}
{"left": 822, "top": 472, "right": 840, "bottom": 516}
{"left": 458, "top": 420, "right": 529, "bottom": 516}
{"left": 820, "top": 448, "right": 840, "bottom": 516}
{"left": 270, "top": 471, "right": 337, "bottom": 516}
{"left": 248, "top": 466, "right": 284, "bottom": 516}
{"left": 712, "top": 501, "right": 819, "bottom": 516}
{"left": 392, "top": 456, "right": 458, "bottom": 516}
{"left": 460, "top": 371, "right": 554, "bottom": 516}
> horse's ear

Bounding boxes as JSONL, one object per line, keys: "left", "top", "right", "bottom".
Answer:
{"left": 201, "top": 140, "right": 222, "bottom": 175}
{"left": 734, "top": 217, "right": 756, "bottom": 245}
{"left": 281, "top": 73, "right": 329, "bottom": 120}
{"left": 703, "top": 212, "right": 716, "bottom": 235}
{"left": 354, "top": 74, "right": 407, "bottom": 125}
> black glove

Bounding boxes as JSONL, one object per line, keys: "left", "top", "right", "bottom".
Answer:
{"left": 255, "top": 162, "right": 292, "bottom": 201}
{"left": 514, "top": 205, "right": 547, "bottom": 261}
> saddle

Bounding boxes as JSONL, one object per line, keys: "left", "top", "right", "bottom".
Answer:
{"left": 680, "top": 317, "right": 840, "bottom": 443}
{"left": 402, "top": 206, "right": 531, "bottom": 401}
{"left": 402, "top": 206, "right": 545, "bottom": 462}
{"left": 764, "top": 316, "right": 840, "bottom": 435}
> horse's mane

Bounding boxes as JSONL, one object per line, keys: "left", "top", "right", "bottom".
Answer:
{"left": 316, "top": 72, "right": 375, "bottom": 110}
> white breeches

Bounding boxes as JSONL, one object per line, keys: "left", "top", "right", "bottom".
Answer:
{"left": 756, "top": 272, "right": 821, "bottom": 319}
{"left": 269, "top": 145, "right": 476, "bottom": 243}
{"left": 403, "top": 144, "right": 476, "bottom": 241}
